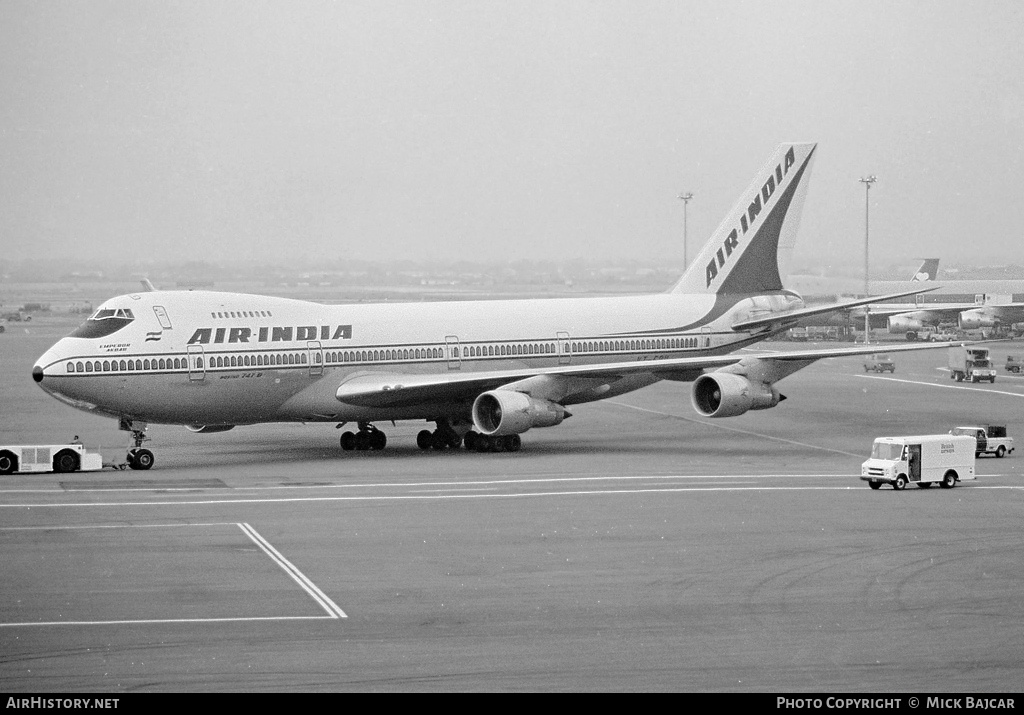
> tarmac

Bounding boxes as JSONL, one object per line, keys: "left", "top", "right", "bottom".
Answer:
{"left": 1, "top": 319, "right": 1023, "bottom": 691}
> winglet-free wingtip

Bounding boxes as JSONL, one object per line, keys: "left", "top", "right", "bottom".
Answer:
{"left": 140, "top": 279, "right": 156, "bottom": 292}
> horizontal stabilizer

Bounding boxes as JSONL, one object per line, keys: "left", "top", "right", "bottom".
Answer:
{"left": 731, "top": 286, "right": 938, "bottom": 332}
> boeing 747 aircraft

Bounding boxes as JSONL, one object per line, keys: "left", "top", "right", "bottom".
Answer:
{"left": 29, "top": 143, "right": 951, "bottom": 471}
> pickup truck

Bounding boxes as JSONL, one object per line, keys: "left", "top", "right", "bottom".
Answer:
{"left": 949, "top": 426, "right": 1014, "bottom": 458}
{"left": 863, "top": 354, "right": 895, "bottom": 373}
{"left": 1006, "top": 355, "right": 1023, "bottom": 373}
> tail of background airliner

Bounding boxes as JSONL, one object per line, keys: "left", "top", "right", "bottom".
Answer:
{"left": 911, "top": 258, "right": 939, "bottom": 282}
{"left": 671, "top": 143, "right": 817, "bottom": 296}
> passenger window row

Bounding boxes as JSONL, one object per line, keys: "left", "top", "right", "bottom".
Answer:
{"left": 64, "top": 334, "right": 701, "bottom": 374}
{"left": 571, "top": 336, "right": 703, "bottom": 352}
{"left": 210, "top": 310, "right": 273, "bottom": 319}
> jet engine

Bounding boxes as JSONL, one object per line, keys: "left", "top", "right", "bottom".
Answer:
{"left": 958, "top": 309, "right": 997, "bottom": 330}
{"left": 472, "top": 390, "right": 568, "bottom": 436}
{"left": 691, "top": 373, "right": 783, "bottom": 418}
{"left": 887, "top": 315, "right": 925, "bottom": 334}
{"left": 185, "top": 425, "right": 236, "bottom": 433}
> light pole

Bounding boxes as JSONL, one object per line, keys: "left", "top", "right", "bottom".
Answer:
{"left": 678, "top": 192, "right": 694, "bottom": 269}
{"left": 859, "top": 176, "right": 877, "bottom": 343}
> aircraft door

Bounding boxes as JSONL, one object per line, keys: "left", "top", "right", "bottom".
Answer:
{"left": 445, "top": 336, "right": 461, "bottom": 370}
{"left": 187, "top": 345, "right": 205, "bottom": 381}
{"left": 152, "top": 306, "right": 173, "bottom": 330}
{"left": 557, "top": 331, "right": 570, "bottom": 364}
{"left": 307, "top": 341, "right": 323, "bottom": 376}
{"left": 908, "top": 444, "right": 922, "bottom": 481}
{"left": 701, "top": 326, "right": 712, "bottom": 348}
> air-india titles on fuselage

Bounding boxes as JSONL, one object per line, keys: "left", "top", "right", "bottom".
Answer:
{"left": 187, "top": 324, "right": 353, "bottom": 345}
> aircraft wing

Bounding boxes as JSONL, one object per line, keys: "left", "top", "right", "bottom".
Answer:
{"left": 334, "top": 339, "right": 965, "bottom": 409}
{"left": 864, "top": 301, "right": 1024, "bottom": 324}
{"left": 730, "top": 287, "right": 937, "bottom": 332}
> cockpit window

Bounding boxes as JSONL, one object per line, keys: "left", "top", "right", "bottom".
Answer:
{"left": 70, "top": 306, "right": 137, "bottom": 339}
{"left": 89, "top": 308, "right": 135, "bottom": 320}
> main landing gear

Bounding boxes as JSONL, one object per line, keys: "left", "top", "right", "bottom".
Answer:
{"left": 120, "top": 417, "right": 154, "bottom": 470}
{"left": 339, "top": 422, "right": 387, "bottom": 451}
{"left": 416, "top": 419, "right": 522, "bottom": 453}
{"left": 463, "top": 431, "right": 521, "bottom": 453}
{"left": 334, "top": 419, "right": 524, "bottom": 453}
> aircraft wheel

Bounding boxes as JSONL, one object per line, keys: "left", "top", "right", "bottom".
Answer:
{"left": 53, "top": 450, "right": 80, "bottom": 473}
{"left": 893, "top": 475, "right": 907, "bottom": 490}
{"left": 941, "top": 470, "right": 957, "bottom": 488}
{"left": 340, "top": 431, "right": 356, "bottom": 451}
{"left": 463, "top": 431, "right": 478, "bottom": 451}
{"left": 417, "top": 430, "right": 433, "bottom": 450}
{"left": 503, "top": 434, "right": 522, "bottom": 452}
{"left": 128, "top": 449, "right": 154, "bottom": 470}
{"left": 354, "top": 431, "right": 371, "bottom": 450}
{"left": 0, "top": 450, "right": 18, "bottom": 475}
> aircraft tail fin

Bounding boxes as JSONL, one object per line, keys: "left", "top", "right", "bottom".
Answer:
{"left": 671, "top": 143, "right": 817, "bottom": 295}
{"left": 911, "top": 258, "right": 939, "bottom": 282}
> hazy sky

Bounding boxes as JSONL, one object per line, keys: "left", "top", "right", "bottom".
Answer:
{"left": 2, "top": 1, "right": 1023, "bottom": 271}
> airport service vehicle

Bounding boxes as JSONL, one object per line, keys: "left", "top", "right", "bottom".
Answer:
{"left": 863, "top": 354, "right": 895, "bottom": 373}
{"left": 949, "top": 425, "right": 1014, "bottom": 458}
{"left": 30, "top": 143, "right": 962, "bottom": 468}
{"left": 0, "top": 443, "right": 105, "bottom": 475}
{"left": 1005, "top": 355, "right": 1023, "bottom": 373}
{"left": 948, "top": 346, "right": 997, "bottom": 383}
{"left": 861, "top": 435, "right": 976, "bottom": 490}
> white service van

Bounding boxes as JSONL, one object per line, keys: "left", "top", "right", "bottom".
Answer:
{"left": 861, "top": 435, "right": 976, "bottom": 490}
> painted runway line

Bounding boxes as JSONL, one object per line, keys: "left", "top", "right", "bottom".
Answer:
{"left": 238, "top": 522, "right": 347, "bottom": 619}
{"left": 2, "top": 482, "right": 1022, "bottom": 510}
{"left": 0, "top": 472, "right": 865, "bottom": 497}
{"left": 0, "top": 522, "right": 347, "bottom": 627}
{"left": 858, "top": 373, "right": 1024, "bottom": 397}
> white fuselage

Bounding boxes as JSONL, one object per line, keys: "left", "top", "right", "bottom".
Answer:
{"left": 33, "top": 289, "right": 795, "bottom": 427}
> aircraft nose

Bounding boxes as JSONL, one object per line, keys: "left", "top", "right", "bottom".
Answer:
{"left": 32, "top": 365, "right": 43, "bottom": 383}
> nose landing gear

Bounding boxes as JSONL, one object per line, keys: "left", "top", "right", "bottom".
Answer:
{"left": 120, "top": 417, "right": 154, "bottom": 470}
